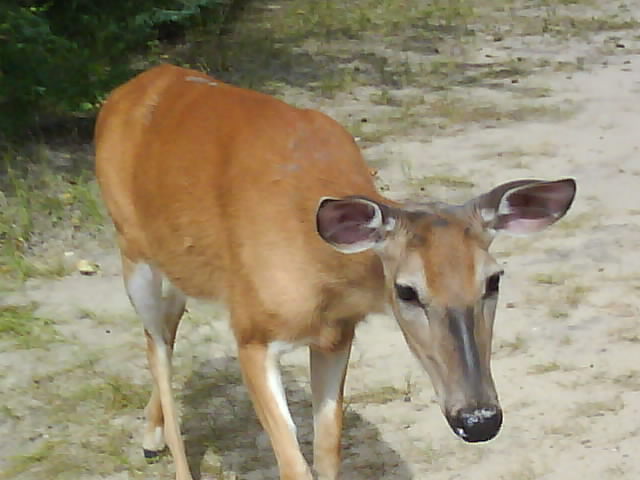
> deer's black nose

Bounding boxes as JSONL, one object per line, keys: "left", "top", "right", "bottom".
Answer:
{"left": 447, "top": 406, "right": 502, "bottom": 443}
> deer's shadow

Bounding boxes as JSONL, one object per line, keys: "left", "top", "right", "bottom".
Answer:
{"left": 181, "top": 355, "right": 413, "bottom": 479}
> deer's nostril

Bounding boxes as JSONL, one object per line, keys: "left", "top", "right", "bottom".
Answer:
{"left": 447, "top": 406, "right": 502, "bottom": 443}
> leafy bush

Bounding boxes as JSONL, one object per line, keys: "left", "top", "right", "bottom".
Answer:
{"left": 0, "top": 0, "right": 235, "bottom": 140}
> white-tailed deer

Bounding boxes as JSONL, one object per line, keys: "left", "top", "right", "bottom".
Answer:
{"left": 95, "top": 64, "right": 576, "bottom": 480}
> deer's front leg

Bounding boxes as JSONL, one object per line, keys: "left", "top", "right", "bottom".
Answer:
{"left": 238, "top": 343, "right": 312, "bottom": 480}
{"left": 310, "top": 331, "right": 354, "bottom": 480}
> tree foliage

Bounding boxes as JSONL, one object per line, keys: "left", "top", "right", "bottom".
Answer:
{"left": 0, "top": 0, "right": 234, "bottom": 140}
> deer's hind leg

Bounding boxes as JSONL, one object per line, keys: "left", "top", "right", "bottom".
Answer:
{"left": 122, "top": 255, "right": 191, "bottom": 480}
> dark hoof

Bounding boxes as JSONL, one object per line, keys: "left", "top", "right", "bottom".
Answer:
{"left": 143, "top": 448, "right": 166, "bottom": 463}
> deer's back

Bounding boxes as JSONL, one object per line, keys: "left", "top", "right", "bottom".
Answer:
{"left": 95, "top": 64, "right": 384, "bottom": 341}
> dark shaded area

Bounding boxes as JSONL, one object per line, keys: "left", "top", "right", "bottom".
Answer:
{"left": 0, "top": 0, "right": 246, "bottom": 142}
{"left": 201, "top": 4, "right": 532, "bottom": 97}
{"left": 180, "top": 356, "right": 413, "bottom": 479}
{"left": 1, "top": 1, "right": 536, "bottom": 150}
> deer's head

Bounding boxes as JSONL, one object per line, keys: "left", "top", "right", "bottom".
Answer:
{"left": 317, "top": 179, "right": 576, "bottom": 442}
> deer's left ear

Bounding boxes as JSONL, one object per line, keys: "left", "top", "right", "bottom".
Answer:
{"left": 474, "top": 178, "right": 576, "bottom": 235}
{"left": 316, "top": 196, "right": 395, "bottom": 253}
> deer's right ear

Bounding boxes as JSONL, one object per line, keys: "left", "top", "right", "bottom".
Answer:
{"left": 476, "top": 178, "right": 576, "bottom": 235}
{"left": 316, "top": 197, "right": 395, "bottom": 254}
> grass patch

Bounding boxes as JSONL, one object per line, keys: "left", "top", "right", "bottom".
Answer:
{"left": 612, "top": 326, "right": 640, "bottom": 344}
{"left": 188, "top": 0, "right": 478, "bottom": 96}
{"left": 30, "top": 364, "right": 150, "bottom": 423}
{"left": 0, "top": 303, "right": 59, "bottom": 349}
{"left": 528, "top": 361, "right": 562, "bottom": 374}
{"left": 532, "top": 273, "right": 567, "bottom": 285}
{"left": 348, "top": 385, "right": 404, "bottom": 405}
{"left": 497, "top": 334, "right": 528, "bottom": 354}
{"left": 542, "top": 13, "right": 640, "bottom": 37}
{"left": 611, "top": 371, "right": 640, "bottom": 390}
{"left": 408, "top": 174, "right": 475, "bottom": 192}
{"left": 548, "top": 305, "right": 569, "bottom": 319}
{"left": 68, "top": 374, "right": 149, "bottom": 413}
{"left": 0, "top": 153, "right": 106, "bottom": 282}
{"left": 573, "top": 397, "right": 624, "bottom": 418}
{"left": 0, "top": 353, "right": 155, "bottom": 479}
{"left": 401, "top": 161, "right": 475, "bottom": 193}
{"left": 424, "top": 94, "right": 575, "bottom": 127}
{"left": 0, "top": 428, "right": 136, "bottom": 480}
{"left": 0, "top": 151, "right": 105, "bottom": 282}
{"left": 259, "top": 0, "right": 474, "bottom": 42}
{"left": 565, "top": 284, "right": 592, "bottom": 308}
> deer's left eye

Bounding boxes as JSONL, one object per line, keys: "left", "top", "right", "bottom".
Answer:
{"left": 395, "top": 283, "right": 421, "bottom": 304}
{"left": 484, "top": 273, "right": 502, "bottom": 298}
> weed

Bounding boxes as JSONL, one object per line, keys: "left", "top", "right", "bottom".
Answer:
{"left": 558, "top": 335, "right": 572, "bottom": 346}
{"left": 68, "top": 374, "right": 149, "bottom": 413}
{"left": 565, "top": 284, "right": 592, "bottom": 307}
{"left": 411, "top": 174, "right": 475, "bottom": 191}
{"left": 611, "top": 371, "right": 640, "bottom": 390}
{"left": 613, "top": 326, "right": 640, "bottom": 343}
{"left": 0, "top": 303, "right": 59, "bottom": 349}
{"left": 0, "top": 404, "right": 20, "bottom": 420}
{"left": 423, "top": 93, "right": 575, "bottom": 128}
{"left": 370, "top": 89, "right": 399, "bottom": 106}
{"left": 1, "top": 428, "right": 136, "bottom": 479}
{"left": 573, "top": 397, "right": 624, "bottom": 418}
{"left": 548, "top": 305, "right": 569, "bottom": 319}
{"left": 0, "top": 440, "right": 62, "bottom": 479}
{"left": 0, "top": 152, "right": 105, "bottom": 282}
{"left": 497, "top": 334, "right": 528, "bottom": 354}
{"left": 528, "top": 361, "right": 562, "bottom": 374}
{"left": 532, "top": 273, "right": 566, "bottom": 285}
{"left": 348, "top": 385, "right": 404, "bottom": 405}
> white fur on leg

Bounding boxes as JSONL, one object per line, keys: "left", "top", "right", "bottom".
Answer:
{"left": 267, "top": 341, "right": 298, "bottom": 435}
{"left": 143, "top": 425, "right": 165, "bottom": 453}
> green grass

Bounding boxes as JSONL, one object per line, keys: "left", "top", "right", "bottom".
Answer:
{"left": 0, "top": 350, "right": 159, "bottom": 479}
{"left": 0, "top": 151, "right": 105, "bottom": 282}
{"left": 532, "top": 273, "right": 567, "bottom": 285}
{"left": 188, "top": 0, "right": 477, "bottom": 95}
{"left": 68, "top": 374, "right": 149, "bottom": 413}
{"left": 548, "top": 305, "right": 569, "bottom": 319}
{"left": 528, "top": 361, "right": 562, "bottom": 374}
{"left": 347, "top": 385, "right": 404, "bottom": 405}
{"left": 411, "top": 174, "right": 475, "bottom": 190}
{"left": 262, "top": 0, "right": 474, "bottom": 41}
{"left": 611, "top": 371, "right": 640, "bottom": 390}
{"left": 0, "top": 429, "right": 137, "bottom": 480}
{"left": 424, "top": 94, "right": 576, "bottom": 126}
{"left": 497, "top": 334, "right": 528, "bottom": 354}
{"left": 565, "top": 284, "right": 592, "bottom": 308}
{"left": 0, "top": 303, "right": 60, "bottom": 349}
{"left": 572, "top": 397, "right": 624, "bottom": 418}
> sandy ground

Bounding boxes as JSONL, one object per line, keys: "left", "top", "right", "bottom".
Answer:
{"left": 2, "top": 1, "right": 640, "bottom": 479}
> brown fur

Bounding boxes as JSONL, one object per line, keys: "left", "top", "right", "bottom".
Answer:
{"left": 96, "top": 64, "right": 386, "bottom": 350}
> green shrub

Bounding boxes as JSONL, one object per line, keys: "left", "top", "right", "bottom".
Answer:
{"left": 0, "top": 1, "right": 235, "bottom": 140}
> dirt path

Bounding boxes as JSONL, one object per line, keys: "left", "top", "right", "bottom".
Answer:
{"left": 2, "top": 1, "right": 640, "bottom": 479}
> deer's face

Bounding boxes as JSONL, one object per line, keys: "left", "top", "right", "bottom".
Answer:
{"left": 316, "top": 178, "right": 576, "bottom": 443}
{"left": 384, "top": 211, "right": 503, "bottom": 442}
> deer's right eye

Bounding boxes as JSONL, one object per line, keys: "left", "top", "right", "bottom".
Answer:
{"left": 395, "top": 284, "right": 420, "bottom": 304}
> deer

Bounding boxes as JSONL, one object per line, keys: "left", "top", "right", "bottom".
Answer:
{"left": 95, "top": 64, "right": 576, "bottom": 480}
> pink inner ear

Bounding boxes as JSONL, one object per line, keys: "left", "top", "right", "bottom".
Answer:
{"left": 500, "top": 216, "right": 555, "bottom": 234}
{"left": 317, "top": 199, "right": 377, "bottom": 246}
